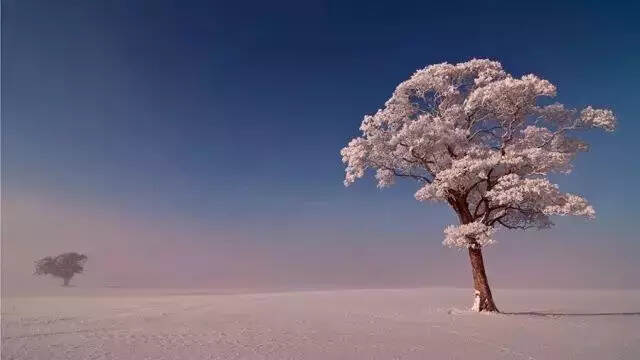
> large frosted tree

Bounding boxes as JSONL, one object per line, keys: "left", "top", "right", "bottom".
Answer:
{"left": 341, "top": 59, "right": 616, "bottom": 312}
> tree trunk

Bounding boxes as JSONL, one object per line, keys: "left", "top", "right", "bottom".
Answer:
{"left": 468, "top": 247, "right": 498, "bottom": 312}
{"left": 449, "top": 194, "right": 499, "bottom": 312}
{"left": 62, "top": 277, "right": 71, "bottom": 286}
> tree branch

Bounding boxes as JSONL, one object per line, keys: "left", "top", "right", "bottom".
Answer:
{"left": 467, "top": 126, "right": 503, "bottom": 141}
{"left": 377, "top": 163, "right": 432, "bottom": 183}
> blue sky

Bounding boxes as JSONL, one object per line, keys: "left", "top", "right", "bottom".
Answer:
{"left": 2, "top": 0, "right": 639, "bottom": 290}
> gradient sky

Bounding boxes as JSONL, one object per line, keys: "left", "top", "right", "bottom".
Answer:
{"left": 2, "top": 0, "right": 639, "bottom": 293}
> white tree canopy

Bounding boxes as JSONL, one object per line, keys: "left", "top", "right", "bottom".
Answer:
{"left": 341, "top": 59, "right": 616, "bottom": 249}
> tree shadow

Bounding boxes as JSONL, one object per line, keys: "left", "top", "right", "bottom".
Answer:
{"left": 504, "top": 311, "right": 640, "bottom": 317}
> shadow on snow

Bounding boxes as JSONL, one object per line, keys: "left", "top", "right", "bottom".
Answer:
{"left": 504, "top": 311, "right": 640, "bottom": 317}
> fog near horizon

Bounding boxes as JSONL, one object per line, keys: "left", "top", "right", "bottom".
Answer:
{"left": 3, "top": 189, "right": 639, "bottom": 295}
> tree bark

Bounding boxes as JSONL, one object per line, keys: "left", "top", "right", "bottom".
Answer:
{"left": 468, "top": 247, "right": 498, "bottom": 312}
{"left": 62, "top": 277, "right": 71, "bottom": 286}
{"left": 448, "top": 194, "right": 499, "bottom": 312}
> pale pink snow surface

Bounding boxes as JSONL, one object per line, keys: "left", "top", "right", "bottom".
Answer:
{"left": 2, "top": 288, "right": 639, "bottom": 359}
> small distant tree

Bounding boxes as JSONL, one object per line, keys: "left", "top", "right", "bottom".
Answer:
{"left": 34, "top": 252, "right": 88, "bottom": 286}
{"left": 341, "top": 59, "right": 616, "bottom": 312}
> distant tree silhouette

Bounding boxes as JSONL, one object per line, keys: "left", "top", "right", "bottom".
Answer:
{"left": 34, "top": 252, "right": 88, "bottom": 286}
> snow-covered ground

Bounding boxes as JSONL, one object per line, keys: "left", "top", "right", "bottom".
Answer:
{"left": 2, "top": 288, "right": 639, "bottom": 359}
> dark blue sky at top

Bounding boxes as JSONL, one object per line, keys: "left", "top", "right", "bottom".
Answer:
{"left": 3, "top": 0, "right": 639, "bottom": 239}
